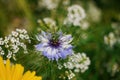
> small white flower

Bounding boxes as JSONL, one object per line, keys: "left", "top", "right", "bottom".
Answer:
{"left": 64, "top": 62, "right": 74, "bottom": 69}
{"left": 0, "top": 38, "right": 4, "bottom": 45}
{"left": 19, "top": 34, "right": 25, "bottom": 39}
{"left": 10, "top": 37, "right": 16, "bottom": 43}
{"left": 24, "top": 35, "right": 30, "bottom": 40}
{"left": 0, "top": 47, "right": 4, "bottom": 55}
{"left": 12, "top": 31, "right": 19, "bottom": 37}
{"left": 11, "top": 44, "right": 19, "bottom": 53}
{"left": 20, "top": 43, "right": 27, "bottom": 50}
{"left": 7, "top": 50, "right": 12, "bottom": 59}
{"left": 57, "top": 63, "right": 63, "bottom": 70}
{"left": 4, "top": 37, "right": 9, "bottom": 44}
{"left": 67, "top": 70, "right": 75, "bottom": 80}
{"left": 5, "top": 44, "right": 9, "bottom": 48}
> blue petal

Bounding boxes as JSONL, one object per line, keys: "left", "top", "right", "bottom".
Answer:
{"left": 35, "top": 43, "right": 43, "bottom": 51}
{"left": 43, "top": 51, "right": 48, "bottom": 56}
{"left": 54, "top": 54, "right": 59, "bottom": 61}
{"left": 60, "top": 48, "right": 73, "bottom": 59}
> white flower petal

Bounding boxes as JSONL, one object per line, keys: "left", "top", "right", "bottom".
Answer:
{"left": 61, "top": 44, "right": 72, "bottom": 49}
{"left": 60, "top": 35, "right": 72, "bottom": 42}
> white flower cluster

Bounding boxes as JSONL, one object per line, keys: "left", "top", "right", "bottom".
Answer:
{"left": 104, "top": 32, "right": 117, "bottom": 47}
{"left": 0, "top": 29, "right": 30, "bottom": 59}
{"left": 38, "top": 0, "right": 60, "bottom": 10}
{"left": 104, "top": 22, "right": 120, "bottom": 48}
{"left": 64, "top": 53, "right": 90, "bottom": 73}
{"left": 58, "top": 52, "right": 90, "bottom": 79}
{"left": 64, "top": 5, "right": 86, "bottom": 27}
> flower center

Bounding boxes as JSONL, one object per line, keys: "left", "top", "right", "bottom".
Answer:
{"left": 49, "top": 39, "right": 60, "bottom": 48}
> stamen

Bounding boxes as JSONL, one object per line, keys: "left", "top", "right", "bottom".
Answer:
{"left": 49, "top": 39, "right": 60, "bottom": 48}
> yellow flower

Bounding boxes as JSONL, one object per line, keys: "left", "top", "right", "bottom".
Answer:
{"left": 0, "top": 56, "right": 42, "bottom": 80}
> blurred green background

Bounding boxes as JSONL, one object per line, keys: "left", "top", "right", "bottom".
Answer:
{"left": 0, "top": 0, "right": 120, "bottom": 80}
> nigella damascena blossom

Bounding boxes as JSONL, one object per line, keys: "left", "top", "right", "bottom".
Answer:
{"left": 35, "top": 31, "right": 73, "bottom": 61}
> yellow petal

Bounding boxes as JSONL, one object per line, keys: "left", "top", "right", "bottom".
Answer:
{"left": 0, "top": 57, "right": 6, "bottom": 80}
{"left": 21, "top": 71, "right": 35, "bottom": 80}
{"left": 6, "top": 59, "right": 12, "bottom": 80}
{"left": 12, "top": 64, "right": 24, "bottom": 80}
{"left": 0, "top": 56, "right": 42, "bottom": 80}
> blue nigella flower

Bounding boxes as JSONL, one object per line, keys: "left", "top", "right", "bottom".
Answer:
{"left": 35, "top": 31, "right": 73, "bottom": 61}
